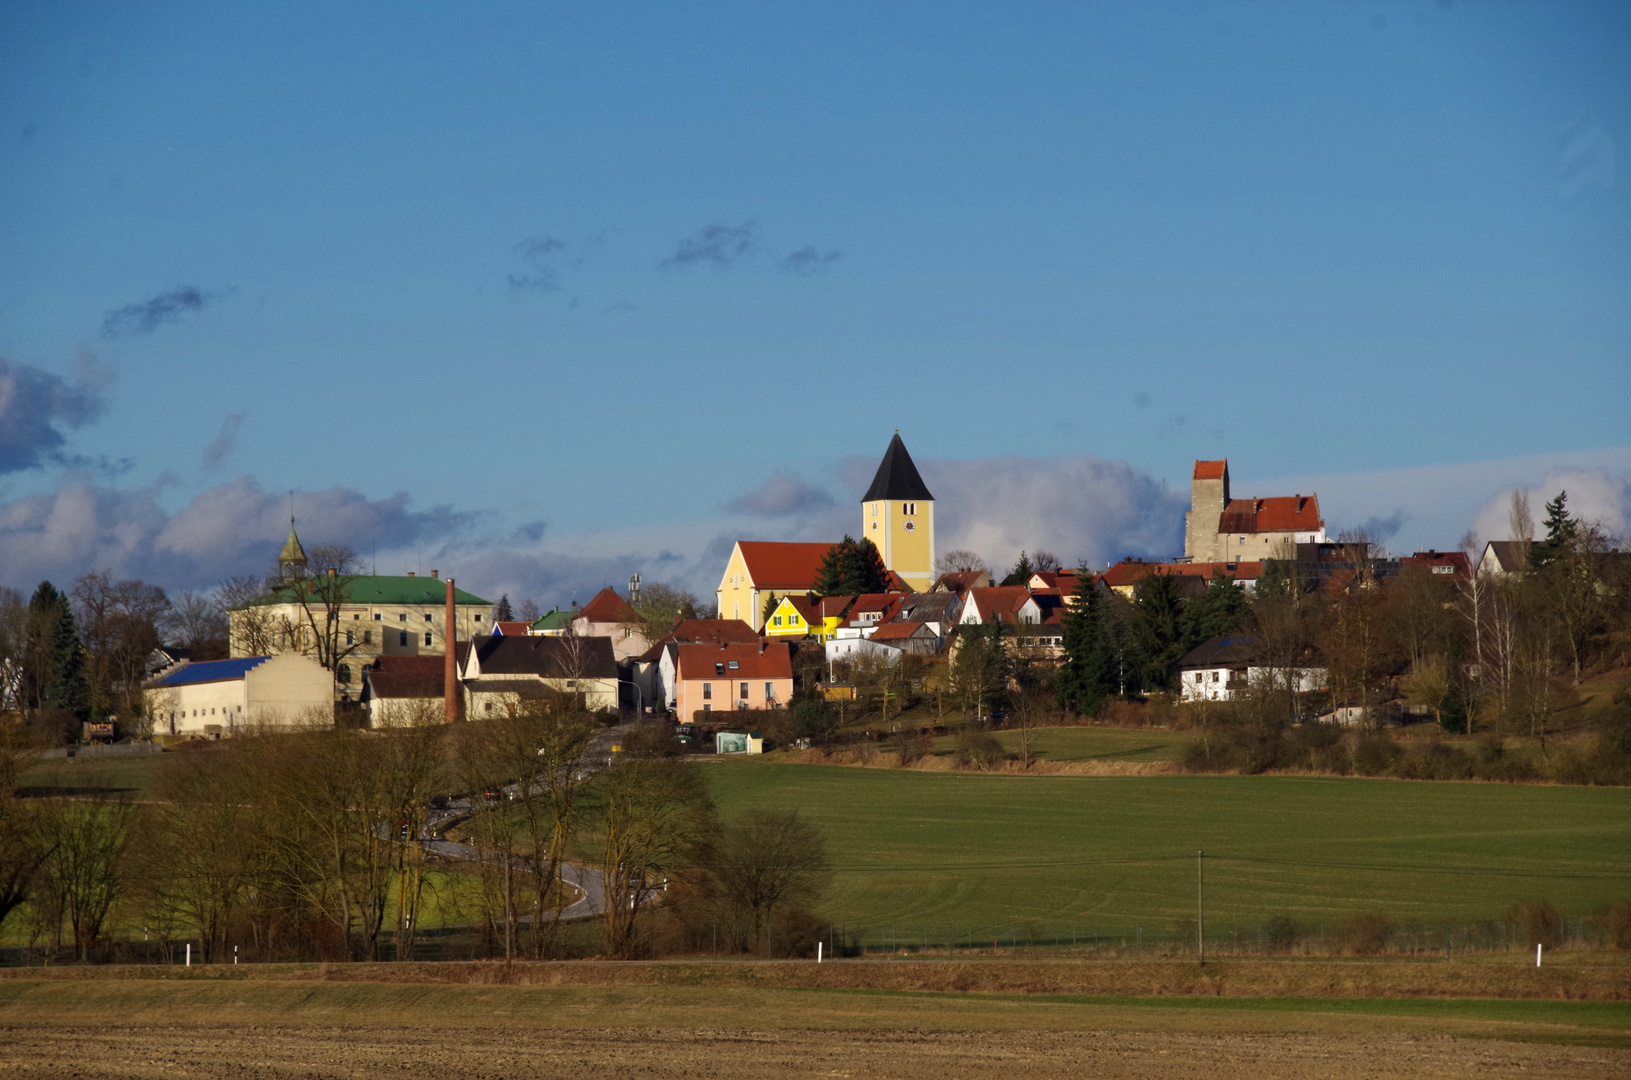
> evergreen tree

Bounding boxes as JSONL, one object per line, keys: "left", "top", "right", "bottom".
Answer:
{"left": 1125, "top": 572, "right": 1186, "bottom": 693}
{"left": 813, "top": 536, "right": 890, "bottom": 597}
{"left": 494, "top": 595, "right": 514, "bottom": 622}
{"left": 1183, "top": 568, "right": 1250, "bottom": 648}
{"left": 1528, "top": 491, "right": 1578, "bottom": 569}
{"left": 23, "top": 581, "right": 90, "bottom": 730}
{"left": 1001, "top": 550, "right": 1035, "bottom": 586}
{"left": 1056, "top": 568, "right": 1115, "bottom": 716}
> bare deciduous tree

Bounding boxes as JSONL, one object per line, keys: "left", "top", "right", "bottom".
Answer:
{"left": 594, "top": 758, "right": 716, "bottom": 958}
{"left": 707, "top": 809, "right": 831, "bottom": 957}
{"left": 934, "top": 549, "right": 987, "bottom": 576}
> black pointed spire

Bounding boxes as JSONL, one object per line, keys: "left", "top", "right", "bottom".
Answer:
{"left": 862, "top": 433, "right": 934, "bottom": 502}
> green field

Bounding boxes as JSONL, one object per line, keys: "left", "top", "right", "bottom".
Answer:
{"left": 19, "top": 753, "right": 165, "bottom": 795}
{"left": 703, "top": 760, "right": 1631, "bottom": 937}
{"left": 925, "top": 725, "right": 1187, "bottom": 763}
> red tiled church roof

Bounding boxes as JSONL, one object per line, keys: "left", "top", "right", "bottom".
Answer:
{"left": 737, "top": 541, "right": 836, "bottom": 588}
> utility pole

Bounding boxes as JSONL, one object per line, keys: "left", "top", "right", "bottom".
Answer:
{"left": 1197, "top": 849, "right": 1205, "bottom": 966}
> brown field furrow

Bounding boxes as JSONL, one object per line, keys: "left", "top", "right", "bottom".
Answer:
{"left": 0, "top": 1025, "right": 1625, "bottom": 1080}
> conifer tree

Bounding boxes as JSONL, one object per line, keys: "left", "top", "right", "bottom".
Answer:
{"left": 1001, "top": 550, "right": 1035, "bottom": 586}
{"left": 1528, "top": 491, "right": 1578, "bottom": 569}
{"left": 1056, "top": 568, "right": 1115, "bottom": 716}
{"left": 23, "top": 581, "right": 90, "bottom": 732}
{"left": 1183, "top": 568, "right": 1250, "bottom": 648}
{"left": 813, "top": 536, "right": 889, "bottom": 597}
{"left": 494, "top": 595, "right": 514, "bottom": 622}
{"left": 1126, "top": 572, "right": 1187, "bottom": 693}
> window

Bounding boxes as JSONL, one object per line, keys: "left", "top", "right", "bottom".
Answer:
{"left": 702, "top": 703, "right": 711, "bottom": 712}
{"left": 398, "top": 630, "right": 409, "bottom": 647}
{"left": 353, "top": 613, "right": 361, "bottom": 620}
{"left": 374, "top": 613, "right": 382, "bottom": 620}
{"left": 424, "top": 613, "right": 433, "bottom": 621}
{"left": 1239, "top": 536, "right": 1245, "bottom": 546}
{"left": 702, "top": 683, "right": 712, "bottom": 700}
{"left": 345, "top": 630, "right": 354, "bottom": 645}
{"left": 474, "top": 614, "right": 483, "bottom": 622}
{"left": 739, "top": 681, "right": 749, "bottom": 699}
{"left": 363, "top": 630, "right": 372, "bottom": 644}
{"left": 871, "top": 503, "right": 877, "bottom": 517}
{"left": 424, "top": 631, "right": 433, "bottom": 646}
{"left": 715, "top": 662, "right": 725, "bottom": 675}
{"left": 903, "top": 502, "right": 916, "bottom": 515}
{"left": 772, "top": 615, "right": 781, "bottom": 627}
{"left": 399, "top": 613, "right": 408, "bottom": 622}
{"left": 338, "top": 664, "right": 351, "bottom": 684}
{"left": 764, "top": 682, "right": 773, "bottom": 699}
{"left": 728, "top": 660, "right": 739, "bottom": 670}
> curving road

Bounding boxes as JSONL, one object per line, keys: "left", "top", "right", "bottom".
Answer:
{"left": 413, "top": 719, "right": 635, "bottom": 920}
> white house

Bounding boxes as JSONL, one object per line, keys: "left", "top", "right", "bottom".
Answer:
{"left": 1176, "top": 635, "right": 1327, "bottom": 703}
{"left": 145, "top": 651, "right": 333, "bottom": 738}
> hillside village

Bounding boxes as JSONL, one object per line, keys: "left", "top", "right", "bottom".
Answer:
{"left": 83, "top": 432, "right": 1620, "bottom": 775}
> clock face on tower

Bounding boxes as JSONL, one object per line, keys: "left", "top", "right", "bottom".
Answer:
{"left": 904, "top": 520, "right": 915, "bottom": 532}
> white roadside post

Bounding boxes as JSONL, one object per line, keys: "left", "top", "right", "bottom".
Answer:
{"left": 818, "top": 942, "right": 823, "bottom": 963}
{"left": 185, "top": 943, "right": 191, "bottom": 967}
{"left": 1536, "top": 943, "right": 1543, "bottom": 967}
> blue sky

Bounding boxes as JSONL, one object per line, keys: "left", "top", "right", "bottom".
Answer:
{"left": 1, "top": 1, "right": 1627, "bottom": 606}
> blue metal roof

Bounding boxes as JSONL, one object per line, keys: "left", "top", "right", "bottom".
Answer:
{"left": 154, "top": 656, "right": 271, "bottom": 687}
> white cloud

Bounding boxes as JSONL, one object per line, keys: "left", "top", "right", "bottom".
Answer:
{"left": 1251, "top": 447, "right": 1631, "bottom": 554}
{"left": 1471, "top": 467, "right": 1631, "bottom": 546}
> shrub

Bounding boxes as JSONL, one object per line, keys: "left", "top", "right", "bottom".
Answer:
{"left": 894, "top": 729, "right": 929, "bottom": 766}
{"left": 1349, "top": 734, "right": 1398, "bottom": 777}
{"left": 1392, "top": 739, "right": 1474, "bottom": 781}
{"left": 954, "top": 727, "right": 1007, "bottom": 770}
{"left": 1332, "top": 910, "right": 1390, "bottom": 955}
{"left": 1593, "top": 898, "right": 1631, "bottom": 950}
{"left": 1507, "top": 897, "right": 1563, "bottom": 949}
{"left": 1265, "top": 913, "right": 1299, "bottom": 954}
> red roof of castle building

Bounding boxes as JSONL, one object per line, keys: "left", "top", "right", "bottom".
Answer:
{"left": 1193, "top": 460, "right": 1228, "bottom": 480}
{"left": 736, "top": 541, "right": 836, "bottom": 588}
{"left": 1217, "top": 495, "right": 1322, "bottom": 534}
{"left": 577, "top": 586, "right": 640, "bottom": 624}
{"left": 675, "top": 641, "right": 793, "bottom": 681}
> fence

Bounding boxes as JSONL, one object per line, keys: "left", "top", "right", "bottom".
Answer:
{"left": 810, "top": 917, "right": 1611, "bottom": 960}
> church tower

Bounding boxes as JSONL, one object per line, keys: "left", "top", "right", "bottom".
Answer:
{"left": 861, "top": 433, "right": 935, "bottom": 592}
{"left": 277, "top": 521, "right": 309, "bottom": 581}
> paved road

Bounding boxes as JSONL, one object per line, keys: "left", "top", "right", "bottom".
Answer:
{"left": 419, "top": 830, "right": 607, "bottom": 919}
{"left": 415, "top": 719, "right": 637, "bottom": 920}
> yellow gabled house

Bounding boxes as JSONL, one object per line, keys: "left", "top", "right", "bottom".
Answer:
{"left": 764, "top": 595, "right": 815, "bottom": 639}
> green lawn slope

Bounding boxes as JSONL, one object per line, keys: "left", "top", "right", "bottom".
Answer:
{"left": 703, "top": 761, "right": 1631, "bottom": 939}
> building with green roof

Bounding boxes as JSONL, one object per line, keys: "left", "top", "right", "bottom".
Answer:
{"left": 228, "top": 525, "right": 491, "bottom": 701}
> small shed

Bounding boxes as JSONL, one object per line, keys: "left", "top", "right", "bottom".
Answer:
{"left": 715, "top": 730, "right": 764, "bottom": 755}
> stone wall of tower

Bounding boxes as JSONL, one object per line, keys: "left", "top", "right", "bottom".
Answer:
{"left": 1184, "top": 469, "right": 1229, "bottom": 562}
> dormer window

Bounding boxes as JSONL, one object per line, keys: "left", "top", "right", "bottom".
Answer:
{"left": 715, "top": 662, "right": 725, "bottom": 675}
